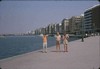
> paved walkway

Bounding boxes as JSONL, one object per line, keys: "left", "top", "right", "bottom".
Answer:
{"left": 0, "top": 36, "right": 100, "bottom": 69}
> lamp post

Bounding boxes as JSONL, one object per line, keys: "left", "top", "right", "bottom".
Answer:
{"left": 81, "top": 14, "right": 84, "bottom": 42}
{"left": 81, "top": 32, "right": 84, "bottom": 42}
{"left": 98, "top": 0, "right": 100, "bottom": 69}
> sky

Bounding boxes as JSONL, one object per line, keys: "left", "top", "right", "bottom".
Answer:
{"left": 0, "top": 1, "right": 99, "bottom": 34}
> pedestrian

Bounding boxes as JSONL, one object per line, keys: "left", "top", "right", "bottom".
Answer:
{"left": 42, "top": 34, "right": 48, "bottom": 53}
{"left": 55, "top": 32, "right": 61, "bottom": 52}
{"left": 62, "top": 32, "right": 69, "bottom": 52}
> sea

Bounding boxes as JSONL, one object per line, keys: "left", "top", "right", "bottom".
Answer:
{"left": 0, "top": 35, "right": 80, "bottom": 60}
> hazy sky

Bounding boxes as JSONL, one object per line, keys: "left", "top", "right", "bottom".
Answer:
{"left": 0, "top": 1, "right": 99, "bottom": 34}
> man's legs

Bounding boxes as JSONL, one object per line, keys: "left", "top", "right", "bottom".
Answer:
{"left": 56, "top": 41, "right": 60, "bottom": 52}
{"left": 43, "top": 42, "right": 47, "bottom": 53}
{"left": 45, "top": 42, "right": 47, "bottom": 53}
{"left": 43, "top": 43, "right": 45, "bottom": 53}
{"left": 64, "top": 44, "right": 68, "bottom": 52}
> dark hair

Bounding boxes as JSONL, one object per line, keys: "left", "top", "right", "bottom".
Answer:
{"left": 43, "top": 33, "right": 46, "bottom": 35}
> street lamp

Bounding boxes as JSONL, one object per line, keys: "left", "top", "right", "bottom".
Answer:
{"left": 81, "top": 14, "right": 84, "bottom": 42}
{"left": 98, "top": 0, "right": 100, "bottom": 69}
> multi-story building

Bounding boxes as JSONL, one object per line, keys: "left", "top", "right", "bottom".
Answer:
{"left": 56, "top": 23, "right": 62, "bottom": 34}
{"left": 35, "top": 29, "right": 38, "bottom": 35}
{"left": 41, "top": 28, "right": 46, "bottom": 34}
{"left": 30, "top": 30, "right": 35, "bottom": 34}
{"left": 62, "top": 18, "right": 69, "bottom": 33}
{"left": 51, "top": 24, "right": 57, "bottom": 34}
{"left": 69, "top": 15, "right": 84, "bottom": 34}
{"left": 84, "top": 4, "right": 100, "bottom": 34}
{"left": 47, "top": 24, "right": 51, "bottom": 34}
{"left": 45, "top": 27, "right": 48, "bottom": 34}
{"left": 45, "top": 24, "right": 57, "bottom": 34}
{"left": 47, "top": 24, "right": 55, "bottom": 34}
{"left": 35, "top": 28, "right": 41, "bottom": 35}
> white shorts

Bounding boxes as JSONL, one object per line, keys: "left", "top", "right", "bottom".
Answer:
{"left": 63, "top": 40, "right": 68, "bottom": 45}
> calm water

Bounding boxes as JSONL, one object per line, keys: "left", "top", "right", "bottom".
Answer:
{"left": 0, "top": 35, "right": 79, "bottom": 59}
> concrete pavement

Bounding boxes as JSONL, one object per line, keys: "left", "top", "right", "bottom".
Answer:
{"left": 0, "top": 36, "right": 100, "bottom": 69}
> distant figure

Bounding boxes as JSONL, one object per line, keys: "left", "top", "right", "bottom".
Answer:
{"left": 42, "top": 34, "right": 48, "bottom": 53}
{"left": 55, "top": 32, "right": 61, "bottom": 52}
{"left": 62, "top": 32, "right": 69, "bottom": 52}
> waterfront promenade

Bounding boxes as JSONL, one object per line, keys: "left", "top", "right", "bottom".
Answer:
{"left": 0, "top": 36, "right": 100, "bottom": 69}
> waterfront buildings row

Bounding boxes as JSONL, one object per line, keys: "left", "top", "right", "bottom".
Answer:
{"left": 35, "top": 15, "right": 84, "bottom": 35}
{"left": 34, "top": 4, "right": 100, "bottom": 35}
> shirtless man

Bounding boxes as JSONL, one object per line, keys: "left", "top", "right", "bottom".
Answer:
{"left": 62, "top": 32, "right": 69, "bottom": 52}
{"left": 55, "top": 32, "right": 61, "bottom": 52}
{"left": 42, "top": 34, "right": 48, "bottom": 53}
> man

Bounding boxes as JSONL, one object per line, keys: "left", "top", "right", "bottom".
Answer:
{"left": 55, "top": 32, "right": 61, "bottom": 52}
{"left": 42, "top": 34, "right": 48, "bottom": 53}
{"left": 62, "top": 32, "right": 69, "bottom": 52}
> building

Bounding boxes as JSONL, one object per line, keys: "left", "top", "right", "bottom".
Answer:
{"left": 51, "top": 24, "right": 57, "bottom": 34}
{"left": 41, "top": 28, "right": 46, "bottom": 34}
{"left": 47, "top": 24, "right": 55, "bottom": 34}
{"left": 45, "top": 27, "right": 48, "bottom": 34}
{"left": 69, "top": 15, "right": 84, "bottom": 34}
{"left": 56, "top": 23, "right": 62, "bottom": 34}
{"left": 62, "top": 18, "right": 69, "bottom": 33}
{"left": 35, "top": 28, "right": 41, "bottom": 35}
{"left": 84, "top": 4, "right": 100, "bottom": 34}
{"left": 47, "top": 24, "right": 52, "bottom": 34}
